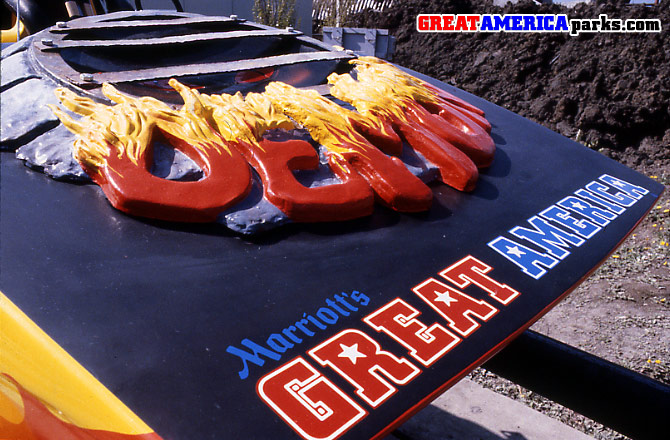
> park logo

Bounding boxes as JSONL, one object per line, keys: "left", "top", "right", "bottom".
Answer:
{"left": 417, "top": 14, "right": 661, "bottom": 36}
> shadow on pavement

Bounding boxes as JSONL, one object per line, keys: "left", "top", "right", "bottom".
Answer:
{"left": 387, "top": 404, "right": 528, "bottom": 440}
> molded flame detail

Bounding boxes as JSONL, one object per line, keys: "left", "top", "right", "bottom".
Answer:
{"left": 51, "top": 57, "right": 495, "bottom": 225}
{"left": 0, "top": 374, "right": 163, "bottom": 440}
{"left": 50, "top": 83, "right": 252, "bottom": 223}
{"left": 0, "top": 291, "right": 161, "bottom": 439}
{"left": 262, "top": 82, "right": 432, "bottom": 212}
{"left": 328, "top": 57, "right": 495, "bottom": 190}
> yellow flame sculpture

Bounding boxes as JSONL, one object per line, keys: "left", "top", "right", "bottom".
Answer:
{"left": 49, "top": 82, "right": 234, "bottom": 173}
{"left": 262, "top": 82, "right": 367, "bottom": 167}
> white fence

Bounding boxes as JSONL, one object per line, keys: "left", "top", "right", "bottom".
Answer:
{"left": 313, "top": 0, "right": 395, "bottom": 25}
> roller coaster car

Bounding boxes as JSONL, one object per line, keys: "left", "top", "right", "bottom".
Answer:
{"left": 0, "top": 7, "right": 666, "bottom": 440}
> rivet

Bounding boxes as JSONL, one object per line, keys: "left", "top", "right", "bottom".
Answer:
{"left": 80, "top": 73, "right": 94, "bottom": 82}
{"left": 56, "top": 21, "right": 67, "bottom": 28}
{"left": 42, "top": 39, "right": 54, "bottom": 46}
{"left": 286, "top": 26, "right": 294, "bottom": 32}
{"left": 230, "top": 15, "right": 238, "bottom": 20}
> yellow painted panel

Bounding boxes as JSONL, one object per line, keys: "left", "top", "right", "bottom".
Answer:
{"left": 0, "top": 291, "right": 153, "bottom": 434}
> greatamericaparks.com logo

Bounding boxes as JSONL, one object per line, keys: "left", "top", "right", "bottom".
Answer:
{"left": 417, "top": 14, "right": 661, "bottom": 36}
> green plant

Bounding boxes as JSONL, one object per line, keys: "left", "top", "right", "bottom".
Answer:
{"left": 253, "top": 0, "right": 296, "bottom": 28}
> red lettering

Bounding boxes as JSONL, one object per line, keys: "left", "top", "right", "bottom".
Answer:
{"left": 98, "top": 131, "right": 252, "bottom": 223}
{"left": 439, "top": 255, "right": 520, "bottom": 305}
{"left": 466, "top": 15, "right": 480, "bottom": 31}
{"left": 430, "top": 15, "right": 442, "bottom": 31}
{"left": 257, "top": 357, "right": 367, "bottom": 440}
{"left": 309, "top": 330, "right": 420, "bottom": 408}
{"left": 417, "top": 15, "right": 430, "bottom": 31}
{"left": 364, "top": 298, "right": 461, "bottom": 367}
{"left": 236, "top": 138, "right": 374, "bottom": 222}
{"left": 443, "top": 15, "right": 454, "bottom": 31}
{"left": 455, "top": 15, "right": 468, "bottom": 31}
{"left": 413, "top": 278, "right": 498, "bottom": 337}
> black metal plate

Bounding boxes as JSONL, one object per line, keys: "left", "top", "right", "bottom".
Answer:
{"left": 0, "top": 74, "right": 662, "bottom": 440}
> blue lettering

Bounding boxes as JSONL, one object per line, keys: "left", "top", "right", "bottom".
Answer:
{"left": 351, "top": 290, "right": 370, "bottom": 306}
{"left": 282, "top": 326, "right": 303, "bottom": 344}
{"left": 316, "top": 307, "right": 339, "bottom": 325}
{"left": 481, "top": 15, "right": 494, "bottom": 31}
{"left": 599, "top": 175, "right": 649, "bottom": 201}
{"left": 227, "top": 339, "right": 281, "bottom": 380}
{"left": 556, "top": 14, "right": 569, "bottom": 31}
{"left": 488, "top": 236, "right": 558, "bottom": 280}
{"left": 489, "top": 177, "right": 648, "bottom": 279}
{"left": 575, "top": 188, "right": 625, "bottom": 214}
{"left": 511, "top": 216, "right": 584, "bottom": 260}
{"left": 544, "top": 16, "right": 554, "bottom": 30}
{"left": 523, "top": 16, "right": 536, "bottom": 31}
{"left": 557, "top": 196, "right": 617, "bottom": 226}
{"left": 540, "top": 205, "right": 600, "bottom": 239}
{"left": 585, "top": 181, "right": 635, "bottom": 208}
{"left": 267, "top": 333, "right": 294, "bottom": 352}
{"left": 494, "top": 15, "right": 511, "bottom": 30}
{"left": 228, "top": 291, "right": 368, "bottom": 379}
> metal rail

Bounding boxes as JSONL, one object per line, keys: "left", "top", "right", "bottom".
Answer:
{"left": 38, "top": 29, "right": 302, "bottom": 50}
{"left": 71, "top": 51, "right": 354, "bottom": 85}
{"left": 483, "top": 330, "right": 669, "bottom": 440}
{"left": 49, "top": 15, "right": 238, "bottom": 32}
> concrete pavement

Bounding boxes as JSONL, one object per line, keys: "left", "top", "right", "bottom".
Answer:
{"left": 388, "top": 379, "right": 594, "bottom": 440}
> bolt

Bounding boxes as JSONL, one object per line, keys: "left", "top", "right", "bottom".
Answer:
{"left": 42, "top": 39, "right": 54, "bottom": 46}
{"left": 286, "top": 26, "right": 295, "bottom": 33}
{"left": 230, "top": 15, "right": 238, "bottom": 20}
{"left": 345, "top": 49, "right": 355, "bottom": 55}
{"left": 80, "top": 73, "right": 94, "bottom": 82}
{"left": 56, "top": 21, "right": 67, "bottom": 28}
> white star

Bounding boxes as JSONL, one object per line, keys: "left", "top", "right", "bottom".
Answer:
{"left": 506, "top": 245, "right": 525, "bottom": 258}
{"left": 434, "top": 290, "right": 458, "bottom": 306}
{"left": 338, "top": 343, "right": 366, "bottom": 364}
{"left": 571, "top": 201, "right": 587, "bottom": 210}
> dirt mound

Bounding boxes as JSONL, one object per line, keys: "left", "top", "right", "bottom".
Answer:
{"left": 349, "top": 4, "right": 669, "bottom": 439}
{"left": 347, "top": 0, "right": 669, "bottom": 175}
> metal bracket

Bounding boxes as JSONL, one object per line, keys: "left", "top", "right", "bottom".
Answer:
{"left": 68, "top": 51, "right": 354, "bottom": 86}
{"left": 37, "top": 29, "right": 302, "bottom": 51}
